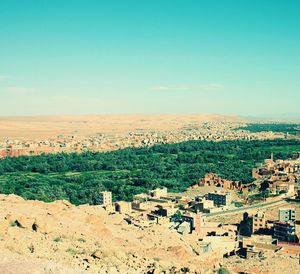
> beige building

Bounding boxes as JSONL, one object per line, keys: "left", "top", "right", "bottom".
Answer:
{"left": 149, "top": 187, "right": 168, "bottom": 199}
{"left": 132, "top": 200, "right": 152, "bottom": 211}
{"left": 115, "top": 201, "right": 132, "bottom": 214}
{"left": 251, "top": 211, "right": 267, "bottom": 233}
{"left": 99, "top": 191, "right": 112, "bottom": 206}
{"left": 239, "top": 211, "right": 267, "bottom": 236}
{"left": 194, "top": 199, "right": 215, "bottom": 213}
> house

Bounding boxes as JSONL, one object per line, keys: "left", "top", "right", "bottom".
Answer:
{"left": 241, "top": 235, "right": 281, "bottom": 259}
{"left": 192, "top": 199, "right": 214, "bottom": 213}
{"left": 199, "top": 236, "right": 238, "bottom": 257}
{"left": 207, "top": 191, "right": 232, "bottom": 206}
{"left": 239, "top": 211, "right": 268, "bottom": 236}
{"left": 149, "top": 187, "right": 168, "bottom": 199}
{"left": 270, "top": 182, "right": 295, "bottom": 195}
{"left": 153, "top": 204, "right": 177, "bottom": 217}
{"left": 273, "top": 221, "right": 298, "bottom": 243}
{"left": 199, "top": 173, "right": 241, "bottom": 190}
{"left": 177, "top": 221, "right": 191, "bottom": 235}
{"left": 115, "top": 201, "right": 132, "bottom": 214}
{"left": 279, "top": 208, "right": 296, "bottom": 223}
{"left": 99, "top": 191, "right": 112, "bottom": 206}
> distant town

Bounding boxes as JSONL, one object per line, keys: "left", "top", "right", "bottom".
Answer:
{"left": 0, "top": 122, "right": 292, "bottom": 158}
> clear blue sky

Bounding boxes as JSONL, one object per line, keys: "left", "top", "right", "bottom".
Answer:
{"left": 0, "top": 0, "right": 299, "bottom": 117}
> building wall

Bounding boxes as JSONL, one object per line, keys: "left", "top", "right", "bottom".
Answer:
{"left": 279, "top": 208, "right": 296, "bottom": 223}
{"left": 99, "top": 191, "right": 112, "bottom": 206}
{"left": 115, "top": 201, "right": 132, "bottom": 214}
{"left": 274, "top": 222, "right": 297, "bottom": 243}
{"left": 208, "top": 192, "right": 231, "bottom": 206}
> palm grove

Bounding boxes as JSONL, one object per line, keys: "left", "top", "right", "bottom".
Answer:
{"left": 0, "top": 139, "right": 299, "bottom": 205}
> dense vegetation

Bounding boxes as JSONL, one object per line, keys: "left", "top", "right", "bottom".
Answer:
{"left": 238, "top": 123, "right": 300, "bottom": 135}
{"left": 0, "top": 139, "right": 299, "bottom": 205}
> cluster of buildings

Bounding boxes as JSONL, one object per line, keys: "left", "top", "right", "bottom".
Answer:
{"left": 97, "top": 151, "right": 300, "bottom": 260}
{"left": 0, "top": 134, "right": 111, "bottom": 158}
{"left": 239, "top": 207, "right": 300, "bottom": 259}
{"left": 97, "top": 188, "right": 240, "bottom": 258}
{"left": 98, "top": 187, "right": 233, "bottom": 231}
{"left": 98, "top": 188, "right": 300, "bottom": 260}
{"left": 0, "top": 122, "right": 289, "bottom": 158}
{"left": 252, "top": 154, "right": 300, "bottom": 196}
{"left": 199, "top": 173, "right": 243, "bottom": 191}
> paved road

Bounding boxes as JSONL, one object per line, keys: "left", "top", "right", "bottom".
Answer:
{"left": 204, "top": 198, "right": 285, "bottom": 217}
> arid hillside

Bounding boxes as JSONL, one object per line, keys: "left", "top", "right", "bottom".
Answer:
{"left": 0, "top": 194, "right": 299, "bottom": 274}
{"left": 0, "top": 194, "right": 219, "bottom": 273}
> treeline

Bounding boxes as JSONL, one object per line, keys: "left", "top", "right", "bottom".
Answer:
{"left": 238, "top": 123, "right": 300, "bottom": 135}
{"left": 0, "top": 139, "right": 299, "bottom": 205}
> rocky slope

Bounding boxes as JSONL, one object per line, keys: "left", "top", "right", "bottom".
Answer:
{"left": 1, "top": 194, "right": 299, "bottom": 274}
{"left": 0, "top": 194, "right": 219, "bottom": 273}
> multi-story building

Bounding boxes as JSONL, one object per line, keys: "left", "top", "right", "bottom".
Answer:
{"left": 207, "top": 191, "right": 231, "bottom": 206}
{"left": 279, "top": 208, "right": 296, "bottom": 223}
{"left": 99, "top": 191, "right": 112, "bottom": 206}
{"left": 273, "top": 221, "right": 297, "bottom": 243}
{"left": 239, "top": 211, "right": 267, "bottom": 236}
{"left": 252, "top": 211, "right": 267, "bottom": 233}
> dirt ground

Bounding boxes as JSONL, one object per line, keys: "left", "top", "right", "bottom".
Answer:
{"left": 0, "top": 114, "right": 241, "bottom": 140}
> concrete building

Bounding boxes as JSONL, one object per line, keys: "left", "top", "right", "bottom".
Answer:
{"left": 99, "top": 191, "right": 112, "bottom": 206}
{"left": 149, "top": 187, "right": 168, "bottom": 199}
{"left": 279, "top": 208, "right": 296, "bottom": 223}
{"left": 207, "top": 191, "right": 231, "bottom": 206}
{"left": 177, "top": 221, "right": 191, "bottom": 235}
{"left": 252, "top": 211, "right": 267, "bottom": 233}
{"left": 153, "top": 204, "right": 176, "bottom": 217}
{"left": 132, "top": 200, "right": 151, "bottom": 211}
{"left": 181, "top": 213, "right": 203, "bottom": 234}
{"left": 239, "top": 212, "right": 267, "bottom": 236}
{"left": 199, "top": 236, "right": 238, "bottom": 257}
{"left": 273, "top": 221, "right": 297, "bottom": 243}
{"left": 115, "top": 201, "right": 132, "bottom": 214}
{"left": 241, "top": 235, "right": 281, "bottom": 259}
{"left": 193, "top": 199, "right": 214, "bottom": 213}
{"left": 133, "top": 193, "right": 149, "bottom": 202}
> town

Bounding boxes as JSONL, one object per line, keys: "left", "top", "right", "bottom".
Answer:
{"left": 96, "top": 153, "right": 300, "bottom": 265}
{"left": 0, "top": 121, "right": 290, "bottom": 158}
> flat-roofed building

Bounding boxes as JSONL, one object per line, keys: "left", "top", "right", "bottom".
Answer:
{"left": 149, "top": 187, "right": 168, "bottom": 199}
{"left": 153, "top": 204, "right": 176, "bottom": 217}
{"left": 252, "top": 211, "right": 267, "bottom": 233}
{"left": 99, "top": 191, "right": 112, "bottom": 206}
{"left": 279, "top": 208, "right": 296, "bottom": 223}
{"left": 207, "top": 191, "right": 231, "bottom": 206}
{"left": 239, "top": 211, "right": 267, "bottom": 236}
{"left": 273, "top": 221, "right": 297, "bottom": 243}
{"left": 193, "top": 199, "right": 214, "bottom": 213}
{"left": 115, "top": 201, "right": 132, "bottom": 214}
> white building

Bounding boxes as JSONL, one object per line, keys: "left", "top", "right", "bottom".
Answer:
{"left": 279, "top": 207, "right": 296, "bottom": 223}
{"left": 99, "top": 191, "right": 112, "bottom": 206}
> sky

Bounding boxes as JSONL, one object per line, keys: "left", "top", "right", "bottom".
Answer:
{"left": 0, "top": 0, "right": 299, "bottom": 117}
